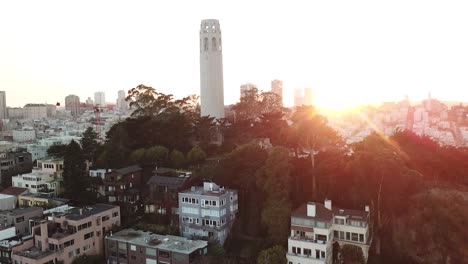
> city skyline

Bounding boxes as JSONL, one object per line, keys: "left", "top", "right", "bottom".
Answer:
{"left": 1, "top": 1, "right": 468, "bottom": 109}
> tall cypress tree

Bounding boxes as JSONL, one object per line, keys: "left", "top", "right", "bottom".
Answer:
{"left": 63, "top": 140, "right": 88, "bottom": 198}
{"left": 80, "top": 127, "right": 99, "bottom": 162}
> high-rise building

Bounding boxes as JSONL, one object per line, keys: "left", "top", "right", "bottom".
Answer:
{"left": 85, "top": 97, "right": 94, "bottom": 106}
{"left": 94, "top": 91, "right": 106, "bottom": 107}
{"left": 200, "top": 19, "right": 225, "bottom": 119}
{"left": 0, "top": 91, "right": 7, "bottom": 119}
{"left": 304, "top": 88, "right": 314, "bottom": 106}
{"left": 271, "top": 80, "right": 283, "bottom": 104}
{"left": 240, "top": 83, "right": 258, "bottom": 98}
{"left": 116, "top": 90, "right": 128, "bottom": 110}
{"left": 65, "top": 94, "right": 81, "bottom": 117}
{"left": 294, "top": 88, "right": 304, "bottom": 107}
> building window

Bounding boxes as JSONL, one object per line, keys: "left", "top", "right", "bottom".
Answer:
{"left": 346, "top": 232, "right": 350, "bottom": 240}
{"left": 352, "top": 233, "right": 359, "bottom": 242}
{"left": 334, "top": 218, "right": 345, "bottom": 225}
{"left": 145, "top": 248, "right": 156, "bottom": 256}
{"left": 321, "top": 251, "right": 326, "bottom": 259}
{"left": 159, "top": 250, "right": 170, "bottom": 258}
{"left": 304, "top": 248, "right": 312, "bottom": 256}
{"left": 359, "top": 233, "right": 365, "bottom": 242}
{"left": 15, "top": 216, "right": 24, "bottom": 223}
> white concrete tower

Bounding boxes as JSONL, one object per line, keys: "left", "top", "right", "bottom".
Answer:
{"left": 200, "top": 19, "right": 225, "bottom": 119}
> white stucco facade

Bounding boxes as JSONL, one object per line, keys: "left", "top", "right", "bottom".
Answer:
{"left": 200, "top": 19, "right": 224, "bottom": 119}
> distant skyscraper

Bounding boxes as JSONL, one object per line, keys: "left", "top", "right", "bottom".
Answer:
{"left": 0, "top": 91, "right": 6, "bottom": 119}
{"left": 240, "top": 83, "right": 258, "bottom": 98}
{"left": 94, "top": 92, "right": 106, "bottom": 107}
{"left": 294, "top": 88, "right": 304, "bottom": 107}
{"left": 65, "top": 94, "right": 80, "bottom": 117}
{"left": 304, "top": 88, "right": 314, "bottom": 106}
{"left": 116, "top": 90, "right": 128, "bottom": 110}
{"left": 271, "top": 80, "right": 283, "bottom": 104}
{"left": 200, "top": 19, "right": 224, "bottom": 119}
{"left": 86, "top": 97, "right": 94, "bottom": 106}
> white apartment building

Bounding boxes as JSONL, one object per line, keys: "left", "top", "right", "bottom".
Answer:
{"left": 12, "top": 158, "right": 64, "bottom": 196}
{"left": 287, "top": 199, "right": 371, "bottom": 264}
{"left": 12, "top": 170, "right": 60, "bottom": 196}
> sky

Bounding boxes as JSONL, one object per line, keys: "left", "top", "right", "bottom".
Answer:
{"left": 1, "top": 0, "right": 468, "bottom": 109}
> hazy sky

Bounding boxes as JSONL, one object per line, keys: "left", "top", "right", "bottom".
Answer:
{"left": 1, "top": 0, "right": 468, "bottom": 109}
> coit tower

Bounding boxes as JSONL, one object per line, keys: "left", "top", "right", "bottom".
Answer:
{"left": 200, "top": 19, "right": 225, "bottom": 119}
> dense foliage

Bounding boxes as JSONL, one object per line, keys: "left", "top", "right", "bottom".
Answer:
{"left": 91, "top": 84, "right": 468, "bottom": 263}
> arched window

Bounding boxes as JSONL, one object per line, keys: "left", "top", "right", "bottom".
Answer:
{"left": 212, "top": 37, "right": 217, "bottom": 51}
{"left": 204, "top": 37, "right": 208, "bottom": 51}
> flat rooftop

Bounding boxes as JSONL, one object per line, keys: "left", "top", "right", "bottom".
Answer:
{"left": 60, "top": 204, "right": 117, "bottom": 221}
{"left": 108, "top": 229, "right": 207, "bottom": 254}
{"left": 14, "top": 247, "right": 55, "bottom": 260}
{"left": 180, "top": 182, "right": 236, "bottom": 197}
{"left": 0, "top": 206, "right": 43, "bottom": 216}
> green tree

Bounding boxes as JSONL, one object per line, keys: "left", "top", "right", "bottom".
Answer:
{"left": 130, "top": 148, "right": 147, "bottom": 164}
{"left": 256, "top": 147, "right": 292, "bottom": 241}
{"left": 80, "top": 127, "right": 100, "bottom": 162}
{"left": 63, "top": 140, "right": 89, "bottom": 198}
{"left": 187, "top": 146, "right": 207, "bottom": 168}
{"left": 170, "top": 149, "right": 185, "bottom": 169}
{"left": 47, "top": 144, "right": 67, "bottom": 158}
{"left": 257, "top": 245, "right": 286, "bottom": 264}
{"left": 146, "top": 145, "right": 169, "bottom": 166}
{"left": 218, "top": 143, "right": 268, "bottom": 236}
{"left": 340, "top": 244, "right": 365, "bottom": 264}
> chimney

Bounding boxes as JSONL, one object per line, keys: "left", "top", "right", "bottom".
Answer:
{"left": 365, "top": 205, "right": 370, "bottom": 213}
{"left": 79, "top": 209, "right": 83, "bottom": 216}
{"left": 307, "top": 202, "right": 316, "bottom": 217}
{"left": 324, "top": 199, "right": 332, "bottom": 210}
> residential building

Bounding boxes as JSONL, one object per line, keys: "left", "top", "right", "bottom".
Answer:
{"left": 12, "top": 204, "right": 121, "bottom": 264}
{"left": 144, "top": 168, "right": 193, "bottom": 223}
{"left": 178, "top": 182, "right": 238, "bottom": 245}
{"left": 0, "top": 235, "right": 34, "bottom": 264}
{"left": 18, "top": 194, "right": 69, "bottom": 209}
{"left": 0, "top": 91, "right": 6, "bottom": 119}
{"left": 286, "top": 199, "right": 371, "bottom": 264}
{"left": 105, "top": 228, "right": 208, "bottom": 264}
{"left": 200, "top": 19, "right": 225, "bottom": 119}
{"left": 6, "top": 108, "right": 24, "bottom": 120}
{"left": 23, "top": 104, "right": 48, "bottom": 120}
{"left": 271, "top": 79, "right": 283, "bottom": 104}
{"left": 94, "top": 92, "right": 106, "bottom": 107}
{"left": 65, "top": 95, "right": 81, "bottom": 117}
{"left": 12, "top": 170, "right": 60, "bottom": 196}
{"left": 101, "top": 165, "right": 142, "bottom": 211}
{"left": 0, "top": 206, "right": 43, "bottom": 236}
{"left": 12, "top": 129, "right": 36, "bottom": 143}
{"left": 240, "top": 83, "right": 258, "bottom": 98}
{"left": 0, "top": 148, "right": 32, "bottom": 187}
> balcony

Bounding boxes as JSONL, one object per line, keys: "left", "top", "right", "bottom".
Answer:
{"left": 289, "top": 235, "right": 329, "bottom": 245}
{"left": 286, "top": 253, "right": 327, "bottom": 263}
